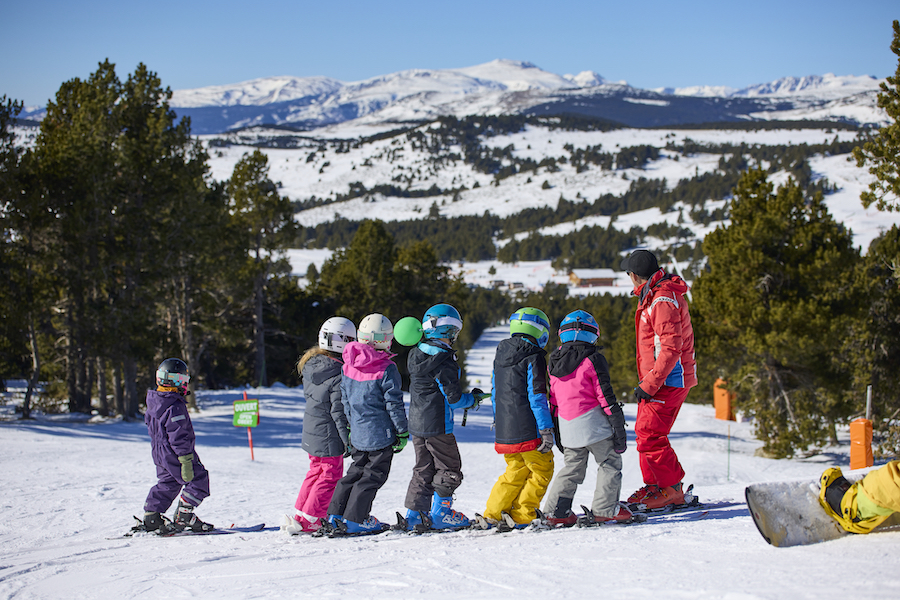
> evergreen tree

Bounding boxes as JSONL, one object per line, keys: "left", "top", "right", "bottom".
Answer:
{"left": 843, "top": 226, "right": 900, "bottom": 455}
{"left": 227, "top": 150, "right": 296, "bottom": 387}
{"left": 692, "top": 169, "right": 861, "bottom": 457}
{"left": 853, "top": 20, "right": 900, "bottom": 212}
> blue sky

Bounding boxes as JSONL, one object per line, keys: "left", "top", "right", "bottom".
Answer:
{"left": 3, "top": 0, "right": 897, "bottom": 107}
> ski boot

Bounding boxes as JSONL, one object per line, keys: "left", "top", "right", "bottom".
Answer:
{"left": 282, "top": 513, "right": 321, "bottom": 535}
{"left": 394, "top": 509, "right": 431, "bottom": 533}
{"left": 342, "top": 515, "right": 389, "bottom": 535}
{"left": 633, "top": 483, "right": 685, "bottom": 511}
{"left": 543, "top": 510, "right": 578, "bottom": 527}
{"left": 142, "top": 511, "right": 179, "bottom": 535}
{"left": 430, "top": 493, "right": 470, "bottom": 530}
{"left": 626, "top": 484, "right": 657, "bottom": 504}
{"left": 174, "top": 498, "right": 215, "bottom": 532}
{"left": 589, "top": 502, "right": 640, "bottom": 524}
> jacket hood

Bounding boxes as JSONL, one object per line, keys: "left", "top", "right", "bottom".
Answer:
{"left": 303, "top": 352, "right": 343, "bottom": 386}
{"left": 549, "top": 342, "right": 597, "bottom": 378}
{"left": 408, "top": 341, "right": 453, "bottom": 376}
{"left": 145, "top": 389, "right": 184, "bottom": 418}
{"left": 342, "top": 341, "right": 396, "bottom": 375}
{"left": 636, "top": 271, "right": 690, "bottom": 305}
{"left": 495, "top": 335, "right": 545, "bottom": 368}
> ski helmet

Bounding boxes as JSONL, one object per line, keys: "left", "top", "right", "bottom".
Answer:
{"left": 318, "top": 316, "right": 357, "bottom": 353}
{"left": 509, "top": 307, "right": 551, "bottom": 348}
{"left": 357, "top": 313, "right": 394, "bottom": 350}
{"left": 558, "top": 310, "right": 600, "bottom": 344}
{"left": 421, "top": 303, "right": 463, "bottom": 343}
{"left": 156, "top": 358, "right": 190, "bottom": 391}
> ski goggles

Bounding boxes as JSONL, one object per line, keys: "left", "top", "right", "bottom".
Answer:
{"left": 510, "top": 311, "right": 550, "bottom": 331}
{"left": 158, "top": 369, "right": 190, "bottom": 387}
{"left": 558, "top": 320, "right": 599, "bottom": 336}
{"left": 423, "top": 315, "right": 463, "bottom": 333}
{"left": 361, "top": 331, "right": 392, "bottom": 342}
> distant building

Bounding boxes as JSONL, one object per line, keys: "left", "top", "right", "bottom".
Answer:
{"left": 568, "top": 269, "right": 617, "bottom": 287}
{"left": 489, "top": 280, "right": 505, "bottom": 288}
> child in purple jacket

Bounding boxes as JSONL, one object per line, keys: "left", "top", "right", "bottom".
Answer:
{"left": 142, "top": 358, "right": 213, "bottom": 534}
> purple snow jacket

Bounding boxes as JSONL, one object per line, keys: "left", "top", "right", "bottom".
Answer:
{"left": 145, "top": 388, "right": 200, "bottom": 479}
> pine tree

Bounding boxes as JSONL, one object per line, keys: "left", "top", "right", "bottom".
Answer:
{"left": 692, "top": 168, "right": 861, "bottom": 457}
{"left": 227, "top": 150, "right": 296, "bottom": 387}
{"left": 853, "top": 20, "right": 900, "bottom": 211}
{"left": 843, "top": 226, "right": 900, "bottom": 455}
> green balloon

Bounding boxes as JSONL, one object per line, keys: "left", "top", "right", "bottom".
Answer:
{"left": 394, "top": 316, "right": 424, "bottom": 346}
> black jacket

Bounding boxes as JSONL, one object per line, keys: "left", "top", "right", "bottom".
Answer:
{"left": 491, "top": 334, "right": 553, "bottom": 453}
{"left": 407, "top": 341, "right": 476, "bottom": 437}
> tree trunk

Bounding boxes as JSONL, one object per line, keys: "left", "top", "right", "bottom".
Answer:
{"left": 254, "top": 273, "right": 267, "bottom": 387}
{"left": 97, "top": 357, "right": 109, "bottom": 416}
{"left": 114, "top": 362, "right": 125, "bottom": 417}
{"left": 21, "top": 316, "right": 41, "bottom": 420}
{"left": 123, "top": 357, "right": 139, "bottom": 420}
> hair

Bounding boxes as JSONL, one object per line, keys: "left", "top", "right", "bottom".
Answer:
{"left": 297, "top": 346, "right": 341, "bottom": 375}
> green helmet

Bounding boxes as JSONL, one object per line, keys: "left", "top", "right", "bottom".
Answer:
{"left": 509, "top": 307, "right": 551, "bottom": 348}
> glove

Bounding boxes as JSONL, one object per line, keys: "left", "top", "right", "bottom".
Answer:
{"left": 613, "top": 429, "right": 627, "bottom": 454}
{"left": 343, "top": 429, "right": 353, "bottom": 457}
{"left": 178, "top": 454, "right": 195, "bottom": 483}
{"left": 633, "top": 386, "right": 654, "bottom": 403}
{"left": 471, "top": 388, "right": 485, "bottom": 408}
{"left": 392, "top": 431, "right": 409, "bottom": 453}
{"left": 537, "top": 428, "right": 555, "bottom": 453}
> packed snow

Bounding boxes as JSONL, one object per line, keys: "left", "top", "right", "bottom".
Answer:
{"left": 1, "top": 326, "right": 898, "bottom": 599}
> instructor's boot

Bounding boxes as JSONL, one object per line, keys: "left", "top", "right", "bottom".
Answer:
{"left": 174, "top": 498, "right": 215, "bottom": 532}
{"left": 430, "top": 492, "right": 470, "bottom": 529}
{"left": 639, "top": 483, "right": 685, "bottom": 510}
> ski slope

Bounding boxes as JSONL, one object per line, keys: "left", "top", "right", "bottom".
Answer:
{"left": 2, "top": 326, "right": 898, "bottom": 598}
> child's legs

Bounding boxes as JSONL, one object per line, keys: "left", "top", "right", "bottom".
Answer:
{"left": 297, "top": 455, "right": 344, "bottom": 520}
{"left": 509, "top": 450, "right": 554, "bottom": 524}
{"left": 144, "top": 462, "right": 182, "bottom": 514}
{"left": 587, "top": 437, "right": 623, "bottom": 517}
{"left": 484, "top": 453, "right": 530, "bottom": 521}
{"left": 344, "top": 447, "right": 394, "bottom": 523}
{"left": 859, "top": 460, "right": 900, "bottom": 514}
{"left": 180, "top": 456, "right": 210, "bottom": 507}
{"left": 635, "top": 386, "right": 687, "bottom": 487}
{"left": 405, "top": 435, "right": 437, "bottom": 512}
{"left": 542, "top": 446, "right": 589, "bottom": 516}
{"left": 426, "top": 433, "right": 464, "bottom": 498}
{"left": 328, "top": 450, "right": 368, "bottom": 517}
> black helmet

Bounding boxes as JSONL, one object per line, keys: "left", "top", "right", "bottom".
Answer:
{"left": 156, "top": 358, "right": 190, "bottom": 389}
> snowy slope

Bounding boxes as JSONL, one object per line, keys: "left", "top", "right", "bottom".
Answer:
{"left": 1, "top": 326, "right": 898, "bottom": 599}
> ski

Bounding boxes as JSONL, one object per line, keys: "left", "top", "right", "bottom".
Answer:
{"left": 313, "top": 517, "right": 392, "bottom": 538}
{"left": 575, "top": 505, "right": 648, "bottom": 526}
{"left": 114, "top": 517, "right": 268, "bottom": 539}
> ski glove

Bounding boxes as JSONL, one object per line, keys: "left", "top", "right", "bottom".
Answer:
{"left": 393, "top": 432, "right": 410, "bottom": 453}
{"left": 537, "top": 428, "right": 555, "bottom": 453}
{"left": 633, "top": 386, "right": 655, "bottom": 403}
{"left": 178, "top": 454, "right": 194, "bottom": 483}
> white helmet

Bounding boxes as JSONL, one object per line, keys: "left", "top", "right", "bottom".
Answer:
{"left": 357, "top": 313, "right": 394, "bottom": 350}
{"left": 319, "top": 316, "right": 357, "bottom": 353}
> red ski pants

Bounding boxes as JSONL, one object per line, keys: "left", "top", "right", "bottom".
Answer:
{"left": 294, "top": 454, "right": 344, "bottom": 520}
{"left": 635, "top": 385, "right": 689, "bottom": 488}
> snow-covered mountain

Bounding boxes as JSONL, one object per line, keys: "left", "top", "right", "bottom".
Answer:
{"left": 166, "top": 60, "right": 886, "bottom": 134}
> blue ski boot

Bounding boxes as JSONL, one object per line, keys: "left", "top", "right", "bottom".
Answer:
{"left": 343, "top": 515, "right": 388, "bottom": 535}
{"left": 430, "top": 493, "right": 470, "bottom": 529}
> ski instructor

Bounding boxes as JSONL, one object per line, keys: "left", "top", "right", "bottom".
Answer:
{"left": 621, "top": 249, "right": 696, "bottom": 510}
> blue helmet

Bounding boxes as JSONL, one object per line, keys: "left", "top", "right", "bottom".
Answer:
{"left": 558, "top": 310, "right": 599, "bottom": 344}
{"left": 422, "top": 303, "right": 463, "bottom": 342}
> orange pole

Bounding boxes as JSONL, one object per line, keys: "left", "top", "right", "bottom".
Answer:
{"left": 247, "top": 426, "right": 255, "bottom": 461}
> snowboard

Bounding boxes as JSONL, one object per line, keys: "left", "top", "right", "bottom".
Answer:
{"left": 745, "top": 476, "right": 900, "bottom": 548}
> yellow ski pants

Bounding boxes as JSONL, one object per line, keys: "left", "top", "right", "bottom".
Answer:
{"left": 484, "top": 450, "right": 554, "bottom": 524}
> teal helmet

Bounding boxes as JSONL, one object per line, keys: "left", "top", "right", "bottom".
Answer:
{"left": 509, "top": 307, "right": 551, "bottom": 348}
{"left": 422, "top": 303, "right": 463, "bottom": 342}
{"left": 558, "top": 310, "right": 600, "bottom": 344}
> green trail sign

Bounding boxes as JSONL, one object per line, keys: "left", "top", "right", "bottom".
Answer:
{"left": 233, "top": 398, "right": 260, "bottom": 427}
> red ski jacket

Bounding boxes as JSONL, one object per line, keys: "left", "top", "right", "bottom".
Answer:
{"left": 633, "top": 269, "right": 697, "bottom": 396}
